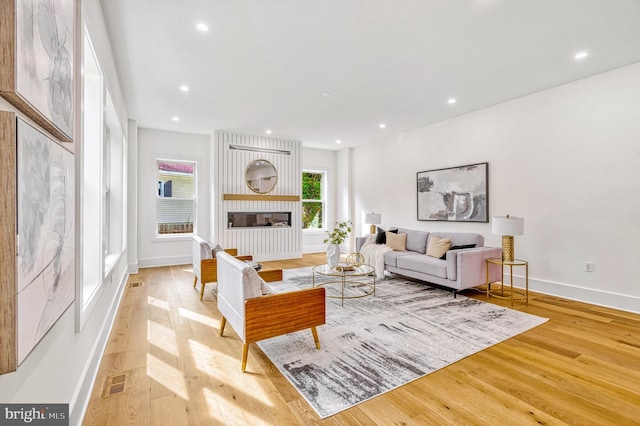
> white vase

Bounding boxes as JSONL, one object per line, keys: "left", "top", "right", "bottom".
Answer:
{"left": 326, "top": 244, "right": 340, "bottom": 267}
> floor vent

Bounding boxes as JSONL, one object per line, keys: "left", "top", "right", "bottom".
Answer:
{"left": 128, "top": 281, "right": 144, "bottom": 288}
{"left": 103, "top": 372, "right": 129, "bottom": 398}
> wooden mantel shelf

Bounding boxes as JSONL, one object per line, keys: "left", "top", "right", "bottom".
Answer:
{"left": 223, "top": 194, "right": 300, "bottom": 202}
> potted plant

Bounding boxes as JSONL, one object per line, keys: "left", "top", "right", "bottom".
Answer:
{"left": 323, "top": 220, "right": 352, "bottom": 267}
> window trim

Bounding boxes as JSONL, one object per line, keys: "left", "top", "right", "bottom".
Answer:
{"left": 154, "top": 157, "right": 197, "bottom": 240}
{"left": 302, "top": 169, "right": 326, "bottom": 232}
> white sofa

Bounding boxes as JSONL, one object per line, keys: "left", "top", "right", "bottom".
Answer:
{"left": 356, "top": 228, "right": 502, "bottom": 296}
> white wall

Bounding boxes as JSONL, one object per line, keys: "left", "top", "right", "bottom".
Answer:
{"left": 0, "top": 1, "right": 130, "bottom": 424}
{"left": 337, "top": 148, "right": 355, "bottom": 251}
{"left": 137, "top": 128, "right": 211, "bottom": 267}
{"left": 127, "top": 119, "right": 138, "bottom": 272}
{"left": 350, "top": 62, "right": 640, "bottom": 313}
{"left": 302, "top": 148, "right": 338, "bottom": 253}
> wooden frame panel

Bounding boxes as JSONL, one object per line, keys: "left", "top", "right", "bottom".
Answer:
{"left": 0, "top": 111, "right": 17, "bottom": 374}
{"left": 223, "top": 194, "right": 300, "bottom": 202}
{"left": 0, "top": 0, "right": 75, "bottom": 143}
{"left": 244, "top": 287, "right": 326, "bottom": 343}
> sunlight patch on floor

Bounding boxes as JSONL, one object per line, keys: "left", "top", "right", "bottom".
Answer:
{"left": 147, "top": 352, "right": 189, "bottom": 400}
{"left": 147, "top": 295, "right": 170, "bottom": 311}
{"left": 202, "top": 388, "right": 229, "bottom": 424}
{"left": 147, "top": 319, "right": 179, "bottom": 357}
{"left": 179, "top": 307, "right": 216, "bottom": 327}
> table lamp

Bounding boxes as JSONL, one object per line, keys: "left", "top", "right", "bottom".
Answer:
{"left": 492, "top": 214, "right": 524, "bottom": 262}
{"left": 364, "top": 213, "right": 381, "bottom": 234}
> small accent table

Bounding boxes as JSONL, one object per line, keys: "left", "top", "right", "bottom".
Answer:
{"left": 312, "top": 263, "right": 375, "bottom": 306}
{"left": 486, "top": 258, "right": 529, "bottom": 306}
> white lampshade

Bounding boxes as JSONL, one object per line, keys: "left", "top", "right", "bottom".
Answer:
{"left": 365, "top": 213, "right": 381, "bottom": 225}
{"left": 492, "top": 215, "right": 524, "bottom": 236}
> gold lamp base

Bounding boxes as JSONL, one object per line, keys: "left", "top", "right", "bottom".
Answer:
{"left": 370, "top": 224, "right": 377, "bottom": 234}
{"left": 502, "top": 235, "right": 514, "bottom": 262}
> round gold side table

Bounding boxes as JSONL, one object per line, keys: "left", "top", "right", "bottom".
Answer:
{"left": 485, "top": 258, "right": 529, "bottom": 306}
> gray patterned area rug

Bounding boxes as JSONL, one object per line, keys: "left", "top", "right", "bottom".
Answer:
{"left": 257, "top": 267, "right": 548, "bottom": 419}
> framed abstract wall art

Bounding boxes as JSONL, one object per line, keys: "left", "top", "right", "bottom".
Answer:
{"left": 417, "top": 162, "right": 488, "bottom": 222}
{"left": 0, "top": 0, "right": 75, "bottom": 143}
{"left": 0, "top": 111, "right": 17, "bottom": 374}
{"left": 16, "top": 118, "right": 75, "bottom": 364}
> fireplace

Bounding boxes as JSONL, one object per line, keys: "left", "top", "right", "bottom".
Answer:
{"left": 227, "top": 211, "right": 292, "bottom": 229}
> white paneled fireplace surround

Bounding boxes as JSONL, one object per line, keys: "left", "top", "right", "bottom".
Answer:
{"left": 213, "top": 132, "right": 303, "bottom": 261}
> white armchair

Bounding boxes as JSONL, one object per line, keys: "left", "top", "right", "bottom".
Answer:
{"left": 216, "top": 251, "right": 326, "bottom": 372}
{"left": 192, "top": 236, "right": 251, "bottom": 300}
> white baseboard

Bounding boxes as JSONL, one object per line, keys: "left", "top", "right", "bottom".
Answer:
{"left": 303, "top": 245, "right": 326, "bottom": 254}
{"left": 70, "top": 269, "right": 129, "bottom": 425}
{"left": 303, "top": 245, "right": 350, "bottom": 255}
{"left": 506, "top": 274, "right": 640, "bottom": 315}
{"left": 128, "top": 262, "right": 139, "bottom": 274}
{"left": 138, "top": 255, "right": 192, "bottom": 268}
{"left": 252, "top": 251, "right": 302, "bottom": 262}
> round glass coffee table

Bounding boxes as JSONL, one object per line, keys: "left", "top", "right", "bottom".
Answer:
{"left": 312, "top": 263, "right": 376, "bottom": 305}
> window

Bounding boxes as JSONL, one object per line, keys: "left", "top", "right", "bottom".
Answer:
{"left": 79, "top": 28, "right": 127, "bottom": 330}
{"left": 104, "top": 93, "right": 124, "bottom": 271}
{"left": 156, "top": 160, "right": 196, "bottom": 235}
{"left": 302, "top": 171, "right": 325, "bottom": 230}
{"left": 82, "top": 28, "right": 104, "bottom": 307}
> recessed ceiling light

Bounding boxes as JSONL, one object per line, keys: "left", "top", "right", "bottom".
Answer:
{"left": 322, "top": 92, "right": 332, "bottom": 97}
{"left": 448, "top": 98, "right": 457, "bottom": 104}
{"left": 180, "top": 85, "right": 189, "bottom": 92}
{"left": 172, "top": 116, "right": 180, "bottom": 122}
{"left": 265, "top": 129, "right": 272, "bottom": 134}
{"left": 196, "top": 23, "right": 209, "bottom": 32}
{"left": 336, "top": 139, "right": 342, "bottom": 144}
{"left": 574, "top": 51, "right": 589, "bottom": 60}
{"left": 378, "top": 123, "right": 386, "bottom": 129}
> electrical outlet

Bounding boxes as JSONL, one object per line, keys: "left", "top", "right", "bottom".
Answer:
{"left": 585, "top": 261, "right": 594, "bottom": 272}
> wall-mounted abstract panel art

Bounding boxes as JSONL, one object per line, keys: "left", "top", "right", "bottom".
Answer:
{"left": 417, "top": 162, "right": 488, "bottom": 222}
{"left": 16, "top": 118, "right": 75, "bottom": 364}
{"left": 0, "top": 0, "right": 75, "bottom": 143}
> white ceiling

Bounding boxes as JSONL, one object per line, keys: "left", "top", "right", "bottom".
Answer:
{"left": 100, "top": 0, "right": 640, "bottom": 149}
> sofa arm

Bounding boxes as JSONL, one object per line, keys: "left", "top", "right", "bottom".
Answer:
{"left": 355, "top": 236, "right": 368, "bottom": 252}
{"left": 447, "top": 247, "right": 502, "bottom": 289}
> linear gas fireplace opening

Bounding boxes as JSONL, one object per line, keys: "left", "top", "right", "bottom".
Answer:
{"left": 228, "top": 212, "right": 292, "bottom": 229}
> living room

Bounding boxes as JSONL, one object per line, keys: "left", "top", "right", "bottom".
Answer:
{"left": 0, "top": 1, "right": 639, "bottom": 424}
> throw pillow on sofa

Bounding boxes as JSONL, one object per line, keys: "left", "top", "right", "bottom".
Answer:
{"left": 439, "top": 244, "right": 477, "bottom": 260}
{"left": 426, "top": 236, "right": 451, "bottom": 258}
{"left": 386, "top": 231, "right": 407, "bottom": 251}
{"left": 375, "top": 227, "right": 398, "bottom": 244}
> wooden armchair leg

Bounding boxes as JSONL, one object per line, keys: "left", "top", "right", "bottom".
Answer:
{"left": 311, "top": 327, "right": 320, "bottom": 349}
{"left": 200, "top": 282, "right": 206, "bottom": 300}
{"left": 241, "top": 343, "right": 250, "bottom": 372}
{"left": 193, "top": 276, "right": 198, "bottom": 288}
{"left": 220, "top": 316, "right": 227, "bottom": 336}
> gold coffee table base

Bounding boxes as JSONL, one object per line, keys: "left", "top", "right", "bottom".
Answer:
{"left": 312, "top": 263, "right": 376, "bottom": 306}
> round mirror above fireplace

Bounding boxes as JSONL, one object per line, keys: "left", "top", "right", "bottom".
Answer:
{"left": 245, "top": 159, "right": 277, "bottom": 194}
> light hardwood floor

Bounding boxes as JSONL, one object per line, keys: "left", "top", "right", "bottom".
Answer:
{"left": 84, "top": 254, "right": 640, "bottom": 425}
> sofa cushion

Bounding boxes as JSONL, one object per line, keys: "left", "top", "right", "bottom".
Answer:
{"left": 429, "top": 232, "right": 484, "bottom": 248}
{"left": 397, "top": 255, "right": 448, "bottom": 279}
{"left": 386, "top": 231, "right": 407, "bottom": 251}
{"left": 427, "top": 236, "right": 451, "bottom": 258}
{"left": 397, "top": 228, "right": 430, "bottom": 254}
{"left": 384, "top": 250, "right": 416, "bottom": 267}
